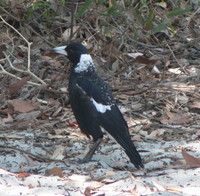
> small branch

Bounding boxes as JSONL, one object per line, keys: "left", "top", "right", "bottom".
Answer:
{"left": 0, "top": 64, "right": 41, "bottom": 86}
{"left": 0, "top": 15, "right": 29, "bottom": 45}
{"left": 0, "top": 15, "right": 46, "bottom": 85}
{"left": 0, "top": 145, "right": 68, "bottom": 165}
{"left": 166, "top": 43, "right": 189, "bottom": 74}
{"left": 3, "top": 52, "right": 46, "bottom": 85}
{"left": 0, "top": 15, "right": 32, "bottom": 72}
{"left": 70, "top": 0, "right": 75, "bottom": 41}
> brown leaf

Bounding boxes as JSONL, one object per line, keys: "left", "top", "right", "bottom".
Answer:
{"left": 12, "top": 120, "right": 36, "bottom": 130}
{"left": 45, "top": 167, "right": 63, "bottom": 178}
{"left": 0, "top": 107, "right": 14, "bottom": 115}
{"left": 182, "top": 149, "right": 200, "bottom": 168}
{"left": 51, "top": 74, "right": 64, "bottom": 81}
{"left": 48, "top": 59, "right": 62, "bottom": 67}
{"left": 160, "top": 110, "right": 191, "bottom": 125}
{"left": 189, "top": 102, "right": 200, "bottom": 109}
{"left": 17, "top": 172, "right": 30, "bottom": 178}
{"left": 62, "top": 26, "right": 80, "bottom": 41}
{"left": 7, "top": 99, "right": 35, "bottom": 113}
{"left": 135, "top": 56, "right": 156, "bottom": 65}
{"left": 0, "top": 114, "right": 13, "bottom": 125}
{"left": 8, "top": 76, "right": 30, "bottom": 94}
{"left": 84, "top": 186, "right": 95, "bottom": 196}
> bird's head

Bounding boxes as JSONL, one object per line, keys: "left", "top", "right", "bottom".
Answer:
{"left": 52, "top": 42, "right": 88, "bottom": 65}
{"left": 52, "top": 42, "right": 94, "bottom": 73}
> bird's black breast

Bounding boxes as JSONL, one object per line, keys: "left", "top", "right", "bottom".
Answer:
{"left": 68, "top": 71, "right": 115, "bottom": 141}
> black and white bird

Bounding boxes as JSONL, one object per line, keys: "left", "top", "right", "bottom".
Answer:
{"left": 52, "top": 42, "right": 143, "bottom": 169}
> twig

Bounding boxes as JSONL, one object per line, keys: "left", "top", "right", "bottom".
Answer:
{"left": 0, "top": 15, "right": 46, "bottom": 85}
{"left": 166, "top": 43, "right": 188, "bottom": 74}
{"left": 186, "top": 7, "right": 200, "bottom": 29}
{"left": 0, "top": 15, "right": 31, "bottom": 71}
{"left": 70, "top": 0, "right": 75, "bottom": 41}
{"left": 0, "top": 145, "right": 68, "bottom": 165}
{"left": 26, "top": 24, "right": 55, "bottom": 47}
{"left": 0, "top": 64, "right": 40, "bottom": 86}
{"left": 3, "top": 52, "right": 45, "bottom": 85}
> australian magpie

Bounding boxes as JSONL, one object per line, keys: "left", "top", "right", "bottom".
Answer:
{"left": 52, "top": 42, "right": 143, "bottom": 169}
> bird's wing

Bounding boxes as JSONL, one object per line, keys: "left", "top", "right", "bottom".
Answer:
{"left": 75, "top": 76, "right": 114, "bottom": 105}
{"left": 75, "top": 76, "right": 128, "bottom": 136}
{"left": 69, "top": 76, "right": 110, "bottom": 140}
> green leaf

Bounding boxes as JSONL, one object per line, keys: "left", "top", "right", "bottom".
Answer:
{"left": 77, "top": 0, "right": 93, "bottom": 18}
{"left": 166, "top": 7, "right": 191, "bottom": 17}
{"left": 98, "top": 0, "right": 106, "bottom": 3}
{"left": 144, "top": 9, "right": 155, "bottom": 30}
{"left": 107, "top": 6, "right": 117, "bottom": 15}
{"left": 149, "top": 21, "right": 169, "bottom": 35}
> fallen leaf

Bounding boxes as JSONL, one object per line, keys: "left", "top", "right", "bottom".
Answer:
{"left": 171, "top": 84, "right": 195, "bottom": 92}
{"left": 159, "top": 110, "right": 191, "bottom": 125}
{"left": 0, "top": 114, "right": 13, "bottom": 125}
{"left": 28, "top": 184, "right": 35, "bottom": 189}
{"left": 111, "top": 60, "right": 120, "bottom": 72}
{"left": 196, "top": 130, "right": 200, "bottom": 136}
{"left": 7, "top": 99, "right": 36, "bottom": 113}
{"left": 152, "top": 181, "right": 166, "bottom": 191}
{"left": 151, "top": 65, "right": 161, "bottom": 74}
{"left": 51, "top": 74, "right": 64, "bottom": 81}
{"left": 17, "top": 172, "right": 30, "bottom": 178}
{"left": 8, "top": 76, "right": 30, "bottom": 94}
{"left": 135, "top": 56, "right": 156, "bottom": 65}
{"left": 182, "top": 149, "right": 200, "bottom": 168}
{"left": 147, "top": 129, "right": 166, "bottom": 139}
{"left": 51, "top": 146, "right": 65, "bottom": 159}
{"left": 84, "top": 186, "right": 95, "bottom": 196}
{"left": 165, "top": 187, "right": 183, "bottom": 193}
{"left": 11, "top": 120, "right": 36, "bottom": 130}
{"left": 127, "top": 52, "right": 143, "bottom": 59}
{"left": 40, "top": 55, "right": 51, "bottom": 60}
{"left": 189, "top": 102, "right": 200, "bottom": 109}
{"left": 15, "top": 111, "right": 41, "bottom": 121}
{"left": 45, "top": 167, "right": 63, "bottom": 177}
{"left": 48, "top": 59, "right": 62, "bottom": 67}
{"left": 62, "top": 26, "right": 80, "bottom": 41}
{"left": 0, "top": 107, "right": 14, "bottom": 115}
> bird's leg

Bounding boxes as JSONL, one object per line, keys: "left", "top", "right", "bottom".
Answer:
{"left": 80, "top": 138, "right": 102, "bottom": 163}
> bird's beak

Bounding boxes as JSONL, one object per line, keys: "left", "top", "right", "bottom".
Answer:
{"left": 51, "top": 46, "right": 68, "bottom": 56}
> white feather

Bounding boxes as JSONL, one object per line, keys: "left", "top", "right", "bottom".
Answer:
{"left": 90, "top": 98, "right": 112, "bottom": 113}
{"left": 75, "top": 54, "right": 94, "bottom": 73}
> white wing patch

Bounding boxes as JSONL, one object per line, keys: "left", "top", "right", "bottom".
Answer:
{"left": 90, "top": 98, "right": 112, "bottom": 113}
{"left": 75, "top": 54, "right": 94, "bottom": 73}
{"left": 76, "top": 83, "right": 112, "bottom": 113}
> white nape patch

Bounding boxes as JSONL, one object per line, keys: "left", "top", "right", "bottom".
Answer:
{"left": 52, "top": 46, "right": 68, "bottom": 56}
{"left": 75, "top": 54, "right": 94, "bottom": 73}
{"left": 90, "top": 98, "right": 112, "bottom": 113}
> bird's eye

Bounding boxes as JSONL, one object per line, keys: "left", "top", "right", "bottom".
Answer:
{"left": 67, "top": 49, "right": 74, "bottom": 53}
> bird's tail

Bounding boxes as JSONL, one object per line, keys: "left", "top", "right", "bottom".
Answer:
{"left": 114, "top": 134, "right": 144, "bottom": 169}
{"left": 99, "top": 105, "right": 143, "bottom": 169}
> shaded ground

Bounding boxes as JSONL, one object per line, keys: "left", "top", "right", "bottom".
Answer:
{"left": 0, "top": 1, "right": 200, "bottom": 195}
